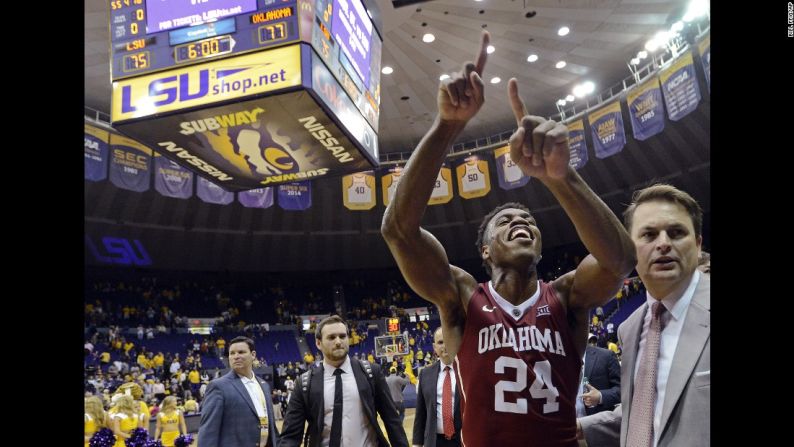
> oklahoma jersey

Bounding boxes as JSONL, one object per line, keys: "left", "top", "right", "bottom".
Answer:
{"left": 454, "top": 281, "right": 581, "bottom": 447}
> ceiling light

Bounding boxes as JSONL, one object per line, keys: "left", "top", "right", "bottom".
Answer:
{"left": 439, "top": 74, "right": 450, "bottom": 81}
{"left": 630, "top": 57, "right": 640, "bottom": 65}
{"left": 583, "top": 81, "right": 595, "bottom": 94}
{"left": 556, "top": 99, "right": 567, "bottom": 106}
{"left": 645, "top": 39, "right": 660, "bottom": 52}
{"left": 638, "top": 51, "right": 648, "bottom": 59}
{"left": 487, "top": 45, "right": 495, "bottom": 54}
{"left": 671, "top": 21, "right": 684, "bottom": 33}
{"left": 555, "top": 61, "right": 566, "bottom": 69}
{"left": 422, "top": 33, "right": 435, "bottom": 43}
{"left": 558, "top": 26, "right": 570, "bottom": 36}
{"left": 565, "top": 95, "right": 574, "bottom": 102}
{"left": 490, "top": 77, "right": 501, "bottom": 84}
{"left": 527, "top": 54, "right": 538, "bottom": 62}
{"left": 381, "top": 66, "right": 393, "bottom": 75}
{"left": 684, "top": 0, "right": 709, "bottom": 22}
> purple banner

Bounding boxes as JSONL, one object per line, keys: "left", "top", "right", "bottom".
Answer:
{"left": 277, "top": 181, "right": 312, "bottom": 210}
{"left": 627, "top": 78, "right": 666, "bottom": 141}
{"left": 588, "top": 102, "right": 626, "bottom": 159}
{"left": 146, "top": 0, "right": 257, "bottom": 33}
{"left": 493, "top": 146, "right": 529, "bottom": 190}
{"left": 84, "top": 125, "right": 109, "bottom": 182}
{"left": 197, "top": 176, "right": 234, "bottom": 205}
{"left": 238, "top": 187, "right": 274, "bottom": 208}
{"left": 154, "top": 155, "right": 194, "bottom": 199}
{"left": 660, "top": 52, "right": 702, "bottom": 122}
{"left": 567, "top": 120, "right": 588, "bottom": 170}
{"left": 109, "top": 134, "right": 152, "bottom": 192}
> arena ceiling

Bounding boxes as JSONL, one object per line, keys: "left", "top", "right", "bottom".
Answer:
{"left": 84, "top": 0, "right": 709, "bottom": 271}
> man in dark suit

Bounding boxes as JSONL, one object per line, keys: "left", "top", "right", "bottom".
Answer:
{"left": 578, "top": 184, "right": 710, "bottom": 447}
{"left": 579, "top": 334, "right": 621, "bottom": 416}
{"left": 412, "top": 327, "right": 461, "bottom": 447}
{"left": 198, "top": 336, "right": 279, "bottom": 447}
{"left": 280, "top": 315, "right": 409, "bottom": 447}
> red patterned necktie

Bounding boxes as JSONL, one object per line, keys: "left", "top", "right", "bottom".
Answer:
{"left": 442, "top": 365, "right": 454, "bottom": 440}
{"left": 627, "top": 301, "right": 666, "bottom": 447}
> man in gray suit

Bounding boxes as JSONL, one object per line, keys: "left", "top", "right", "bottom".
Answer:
{"left": 198, "top": 336, "right": 280, "bottom": 447}
{"left": 412, "top": 327, "right": 461, "bottom": 447}
{"left": 578, "top": 184, "right": 710, "bottom": 447}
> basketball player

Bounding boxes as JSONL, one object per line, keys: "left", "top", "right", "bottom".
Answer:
{"left": 381, "top": 31, "right": 636, "bottom": 446}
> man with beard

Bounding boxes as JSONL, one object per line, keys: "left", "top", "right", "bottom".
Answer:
{"left": 280, "top": 315, "right": 409, "bottom": 447}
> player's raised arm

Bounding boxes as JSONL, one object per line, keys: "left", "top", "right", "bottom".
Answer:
{"left": 381, "top": 31, "right": 489, "bottom": 309}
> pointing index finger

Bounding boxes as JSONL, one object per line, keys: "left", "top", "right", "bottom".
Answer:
{"left": 508, "top": 78, "right": 528, "bottom": 125}
{"left": 474, "top": 31, "right": 490, "bottom": 77}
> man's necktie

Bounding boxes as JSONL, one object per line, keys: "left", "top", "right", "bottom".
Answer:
{"left": 442, "top": 366, "right": 454, "bottom": 440}
{"left": 330, "top": 368, "right": 344, "bottom": 447}
{"left": 627, "top": 301, "right": 666, "bottom": 447}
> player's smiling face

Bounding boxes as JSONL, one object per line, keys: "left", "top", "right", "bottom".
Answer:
{"left": 482, "top": 208, "right": 542, "bottom": 271}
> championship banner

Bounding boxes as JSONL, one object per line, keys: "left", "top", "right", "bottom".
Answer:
{"left": 85, "top": 124, "right": 109, "bottom": 182}
{"left": 627, "top": 77, "right": 666, "bottom": 141}
{"left": 660, "top": 52, "right": 702, "bottom": 121}
{"left": 381, "top": 165, "right": 402, "bottom": 207}
{"left": 342, "top": 171, "right": 376, "bottom": 210}
{"left": 587, "top": 101, "right": 626, "bottom": 159}
{"left": 455, "top": 155, "right": 491, "bottom": 199}
{"left": 238, "top": 187, "right": 274, "bottom": 209}
{"left": 197, "top": 176, "right": 233, "bottom": 205}
{"left": 567, "top": 119, "right": 588, "bottom": 170}
{"left": 428, "top": 165, "right": 453, "bottom": 205}
{"left": 493, "top": 146, "right": 529, "bottom": 190}
{"left": 278, "top": 181, "right": 312, "bottom": 210}
{"left": 109, "top": 133, "right": 152, "bottom": 192}
{"left": 697, "top": 33, "right": 710, "bottom": 92}
{"left": 153, "top": 152, "right": 194, "bottom": 199}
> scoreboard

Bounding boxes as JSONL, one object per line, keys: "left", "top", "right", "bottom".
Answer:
{"left": 109, "top": 0, "right": 383, "bottom": 191}
{"left": 110, "top": 0, "right": 298, "bottom": 80}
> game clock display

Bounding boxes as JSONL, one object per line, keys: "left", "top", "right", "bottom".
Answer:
{"left": 110, "top": 0, "right": 299, "bottom": 80}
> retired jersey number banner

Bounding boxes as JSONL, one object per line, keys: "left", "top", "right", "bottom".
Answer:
{"left": 428, "top": 165, "right": 453, "bottom": 205}
{"left": 455, "top": 155, "right": 491, "bottom": 199}
{"left": 381, "top": 165, "right": 402, "bottom": 207}
{"left": 493, "top": 146, "right": 529, "bottom": 190}
{"left": 343, "top": 171, "right": 376, "bottom": 210}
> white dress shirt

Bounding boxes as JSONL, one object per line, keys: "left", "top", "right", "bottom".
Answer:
{"left": 237, "top": 372, "right": 269, "bottom": 419}
{"left": 321, "top": 356, "right": 377, "bottom": 447}
{"left": 634, "top": 270, "right": 700, "bottom": 447}
{"left": 435, "top": 360, "right": 457, "bottom": 434}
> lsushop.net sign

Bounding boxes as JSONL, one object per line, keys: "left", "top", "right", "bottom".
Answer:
{"left": 85, "top": 235, "right": 152, "bottom": 266}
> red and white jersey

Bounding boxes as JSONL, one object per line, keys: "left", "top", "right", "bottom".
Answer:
{"left": 455, "top": 281, "right": 581, "bottom": 447}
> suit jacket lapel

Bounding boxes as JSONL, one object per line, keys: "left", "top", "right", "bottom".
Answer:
{"left": 659, "top": 276, "right": 710, "bottom": 434}
{"left": 351, "top": 360, "right": 376, "bottom": 425}
{"left": 620, "top": 303, "right": 647, "bottom": 422}
{"left": 584, "top": 346, "right": 595, "bottom": 380}
{"left": 312, "top": 364, "right": 325, "bottom": 430}
{"left": 229, "top": 372, "right": 259, "bottom": 417}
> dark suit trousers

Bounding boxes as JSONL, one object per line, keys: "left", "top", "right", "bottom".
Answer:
{"left": 436, "top": 433, "right": 461, "bottom": 447}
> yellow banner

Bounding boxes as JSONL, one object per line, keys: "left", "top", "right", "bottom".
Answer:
{"left": 588, "top": 101, "right": 622, "bottom": 124}
{"left": 659, "top": 52, "right": 694, "bottom": 83}
{"left": 84, "top": 124, "right": 109, "bottom": 141}
{"left": 112, "top": 44, "right": 302, "bottom": 122}
{"left": 343, "top": 171, "right": 376, "bottom": 210}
